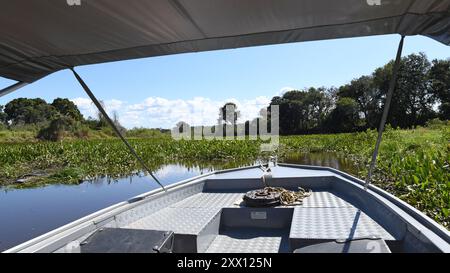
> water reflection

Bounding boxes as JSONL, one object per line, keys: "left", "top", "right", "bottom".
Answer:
{"left": 281, "top": 152, "right": 361, "bottom": 176}
{"left": 0, "top": 152, "right": 360, "bottom": 251}
{"left": 0, "top": 164, "right": 209, "bottom": 251}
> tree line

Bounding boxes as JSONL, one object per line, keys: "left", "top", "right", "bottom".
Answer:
{"left": 1, "top": 52, "right": 449, "bottom": 139}
{"left": 267, "top": 53, "right": 449, "bottom": 134}
{"left": 193, "top": 53, "right": 449, "bottom": 136}
{"left": 0, "top": 97, "right": 171, "bottom": 141}
{"left": 0, "top": 98, "right": 127, "bottom": 140}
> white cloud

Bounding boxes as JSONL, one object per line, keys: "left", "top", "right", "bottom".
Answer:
{"left": 227, "top": 96, "right": 271, "bottom": 122}
{"left": 277, "top": 86, "right": 297, "bottom": 96}
{"left": 71, "top": 97, "right": 126, "bottom": 120}
{"left": 71, "top": 94, "right": 274, "bottom": 129}
{"left": 71, "top": 97, "right": 96, "bottom": 118}
{"left": 107, "top": 99, "right": 124, "bottom": 112}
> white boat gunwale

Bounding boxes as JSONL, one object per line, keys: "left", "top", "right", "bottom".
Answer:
{"left": 280, "top": 163, "right": 450, "bottom": 245}
{"left": 4, "top": 164, "right": 262, "bottom": 253}
{"left": 4, "top": 164, "right": 449, "bottom": 253}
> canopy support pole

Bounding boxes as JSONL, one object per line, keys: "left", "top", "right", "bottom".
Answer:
{"left": 365, "top": 35, "right": 404, "bottom": 190}
{"left": 70, "top": 68, "right": 166, "bottom": 191}
{"left": 0, "top": 82, "right": 28, "bottom": 98}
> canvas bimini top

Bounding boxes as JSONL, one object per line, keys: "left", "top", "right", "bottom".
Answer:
{"left": 0, "top": 0, "right": 449, "bottom": 83}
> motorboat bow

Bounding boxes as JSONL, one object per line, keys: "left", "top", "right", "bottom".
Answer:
{"left": 5, "top": 163, "right": 449, "bottom": 253}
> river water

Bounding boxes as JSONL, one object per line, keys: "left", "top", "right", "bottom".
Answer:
{"left": 0, "top": 152, "right": 358, "bottom": 251}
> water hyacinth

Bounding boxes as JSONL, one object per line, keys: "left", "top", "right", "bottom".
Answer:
{"left": 0, "top": 126, "right": 448, "bottom": 228}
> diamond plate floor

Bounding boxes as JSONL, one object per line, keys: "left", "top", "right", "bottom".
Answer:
{"left": 125, "top": 207, "right": 220, "bottom": 234}
{"left": 205, "top": 229, "right": 290, "bottom": 253}
{"left": 301, "top": 191, "right": 353, "bottom": 208}
{"left": 171, "top": 192, "right": 243, "bottom": 208}
{"left": 124, "top": 190, "right": 395, "bottom": 250}
{"left": 290, "top": 207, "right": 395, "bottom": 240}
{"left": 125, "top": 192, "right": 243, "bottom": 235}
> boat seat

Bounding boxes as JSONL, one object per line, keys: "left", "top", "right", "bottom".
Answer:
{"left": 123, "top": 192, "right": 243, "bottom": 252}
{"left": 80, "top": 228, "right": 174, "bottom": 253}
{"left": 289, "top": 206, "right": 396, "bottom": 251}
{"left": 293, "top": 238, "right": 391, "bottom": 253}
{"left": 290, "top": 207, "right": 395, "bottom": 240}
{"left": 124, "top": 192, "right": 243, "bottom": 235}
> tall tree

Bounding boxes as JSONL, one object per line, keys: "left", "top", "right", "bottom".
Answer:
{"left": 269, "top": 89, "right": 332, "bottom": 134}
{"left": 428, "top": 59, "right": 450, "bottom": 119}
{"left": 112, "top": 110, "right": 126, "bottom": 135}
{"left": 4, "top": 98, "right": 57, "bottom": 125}
{"left": 51, "top": 98, "right": 84, "bottom": 121}
{"left": 303, "top": 87, "right": 333, "bottom": 130}
{"left": 373, "top": 53, "right": 436, "bottom": 128}
{"left": 95, "top": 100, "right": 109, "bottom": 128}
{"left": 396, "top": 53, "right": 436, "bottom": 127}
{"left": 269, "top": 92, "right": 304, "bottom": 134}
{"left": 0, "top": 105, "right": 6, "bottom": 125}
{"left": 219, "top": 102, "right": 240, "bottom": 125}
{"left": 338, "top": 76, "right": 378, "bottom": 128}
{"left": 326, "top": 97, "right": 360, "bottom": 133}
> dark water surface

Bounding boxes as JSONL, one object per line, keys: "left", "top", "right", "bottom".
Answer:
{"left": 0, "top": 152, "right": 359, "bottom": 251}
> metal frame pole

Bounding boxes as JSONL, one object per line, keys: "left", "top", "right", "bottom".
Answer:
{"left": 70, "top": 68, "right": 166, "bottom": 191}
{"left": 0, "top": 81, "right": 28, "bottom": 98}
{"left": 365, "top": 35, "right": 405, "bottom": 190}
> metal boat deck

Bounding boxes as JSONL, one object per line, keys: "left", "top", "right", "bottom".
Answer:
{"left": 121, "top": 189, "right": 395, "bottom": 253}
{"left": 5, "top": 164, "right": 450, "bottom": 253}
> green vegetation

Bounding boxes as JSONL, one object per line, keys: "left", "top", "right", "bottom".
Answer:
{"left": 281, "top": 122, "right": 449, "bottom": 228}
{"left": 268, "top": 54, "right": 449, "bottom": 134}
{"left": 0, "top": 124, "right": 448, "bottom": 228}
{"left": 0, "top": 98, "right": 170, "bottom": 142}
{"left": 0, "top": 137, "right": 260, "bottom": 185}
{"left": 0, "top": 97, "right": 116, "bottom": 141}
{"left": 2, "top": 53, "right": 449, "bottom": 142}
{"left": 0, "top": 52, "right": 448, "bottom": 228}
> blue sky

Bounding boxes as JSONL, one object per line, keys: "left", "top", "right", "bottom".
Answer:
{"left": 0, "top": 34, "right": 448, "bottom": 128}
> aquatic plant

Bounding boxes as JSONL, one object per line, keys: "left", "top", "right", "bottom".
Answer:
{"left": 0, "top": 126, "right": 448, "bottom": 228}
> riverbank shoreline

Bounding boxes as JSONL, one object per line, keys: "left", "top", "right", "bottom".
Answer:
{"left": 1, "top": 125, "right": 448, "bottom": 228}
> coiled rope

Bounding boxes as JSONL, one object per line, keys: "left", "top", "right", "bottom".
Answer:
{"left": 255, "top": 186, "right": 312, "bottom": 206}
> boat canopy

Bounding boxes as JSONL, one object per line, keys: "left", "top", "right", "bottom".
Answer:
{"left": 1, "top": 0, "right": 449, "bottom": 83}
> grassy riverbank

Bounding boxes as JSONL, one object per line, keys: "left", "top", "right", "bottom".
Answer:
{"left": 0, "top": 124, "right": 448, "bottom": 227}
{"left": 282, "top": 125, "right": 449, "bottom": 227}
